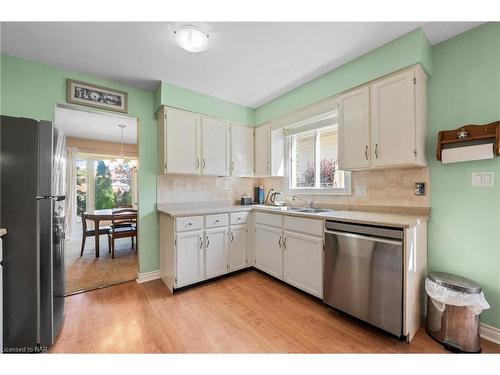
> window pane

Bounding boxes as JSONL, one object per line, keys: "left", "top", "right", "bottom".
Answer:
{"left": 294, "top": 133, "right": 315, "bottom": 188}
{"left": 319, "top": 128, "right": 341, "bottom": 189}
{"left": 76, "top": 159, "right": 86, "bottom": 217}
{"left": 94, "top": 159, "right": 135, "bottom": 209}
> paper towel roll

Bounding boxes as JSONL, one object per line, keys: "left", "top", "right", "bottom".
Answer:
{"left": 441, "top": 143, "right": 494, "bottom": 164}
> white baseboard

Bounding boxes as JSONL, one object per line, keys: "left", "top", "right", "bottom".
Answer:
{"left": 480, "top": 323, "right": 500, "bottom": 345}
{"left": 136, "top": 270, "right": 161, "bottom": 284}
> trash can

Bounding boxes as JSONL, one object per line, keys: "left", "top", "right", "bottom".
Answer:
{"left": 426, "top": 272, "right": 490, "bottom": 353}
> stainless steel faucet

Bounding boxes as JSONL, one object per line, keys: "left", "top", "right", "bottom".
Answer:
{"left": 292, "top": 195, "right": 316, "bottom": 208}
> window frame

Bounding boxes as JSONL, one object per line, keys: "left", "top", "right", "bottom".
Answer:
{"left": 284, "top": 120, "right": 351, "bottom": 196}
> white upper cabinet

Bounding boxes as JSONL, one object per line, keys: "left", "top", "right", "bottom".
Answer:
{"left": 254, "top": 123, "right": 284, "bottom": 177}
{"left": 338, "top": 86, "right": 371, "bottom": 170}
{"left": 162, "top": 107, "right": 201, "bottom": 175}
{"left": 255, "top": 123, "right": 270, "bottom": 176}
{"left": 337, "top": 65, "right": 427, "bottom": 170}
{"left": 230, "top": 124, "right": 254, "bottom": 176}
{"left": 159, "top": 107, "right": 232, "bottom": 176}
{"left": 371, "top": 66, "right": 427, "bottom": 168}
{"left": 201, "top": 116, "right": 229, "bottom": 176}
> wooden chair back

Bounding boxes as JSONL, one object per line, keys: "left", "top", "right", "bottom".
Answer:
{"left": 114, "top": 203, "right": 133, "bottom": 209}
{"left": 111, "top": 209, "right": 137, "bottom": 235}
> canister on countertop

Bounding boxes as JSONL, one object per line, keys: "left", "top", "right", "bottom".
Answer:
{"left": 240, "top": 195, "right": 253, "bottom": 205}
{"left": 254, "top": 186, "right": 264, "bottom": 204}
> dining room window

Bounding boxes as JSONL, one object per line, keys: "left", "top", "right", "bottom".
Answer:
{"left": 75, "top": 154, "right": 137, "bottom": 211}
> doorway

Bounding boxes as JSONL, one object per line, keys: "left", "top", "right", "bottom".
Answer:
{"left": 55, "top": 105, "right": 139, "bottom": 294}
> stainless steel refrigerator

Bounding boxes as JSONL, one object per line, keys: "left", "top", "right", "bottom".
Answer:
{"left": 0, "top": 115, "right": 66, "bottom": 352}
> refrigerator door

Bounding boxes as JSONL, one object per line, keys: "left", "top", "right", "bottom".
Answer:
{"left": 0, "top": 116, "right": 40, "bottom": 350}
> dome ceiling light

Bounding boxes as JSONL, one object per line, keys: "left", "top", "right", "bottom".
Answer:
{"left": 174, "top": 25, "right": 209, "bottom": 53}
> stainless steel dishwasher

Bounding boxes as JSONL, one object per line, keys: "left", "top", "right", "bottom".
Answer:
{"left": 324, "top": 221, "right": 404, "bottom": 337}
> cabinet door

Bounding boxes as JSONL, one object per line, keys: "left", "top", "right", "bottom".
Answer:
{"left": 230, "top": 124, "right": 254, "bottom": 176}
{"left": 201, "top": 116, "right": 229, "bottom": 176}
{"left": 205, "top": 227, "right": 229, "bottom": 279}
{"left": 283, "top": 231, "right": 323, "bottom": 298}
{"left": 165, "top": 108, "right": 200, "bottom": 174}
{"left": 371, "top": 70, "right": 416, "bottom": 168}
{"left": 338, "top": 86, "right": 371, "bottom": 170}
{"left": 229, "top": 225, "right": 248, "bottom": 271}
{"left": 255, "top": 224, "right": 283, "bottom": 279}
{"left": 254, "top": 123, "right": 271, "bottom": 176}
{"left": 176, "top": 231, "right": 204, "bottom": 287}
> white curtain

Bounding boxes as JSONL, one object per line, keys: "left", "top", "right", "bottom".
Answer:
{"left": 65, "top": 147, "right": 78, "bottom": 239}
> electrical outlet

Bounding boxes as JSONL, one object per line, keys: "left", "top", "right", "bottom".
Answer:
{"left": 354, "top": 185, "right": 367, "bottom": 197}
{"left": 415, "top": 182, "right": 425, "bottom": 196}
{"left": 472, "top": 172, "right": 494, "bottom": 187}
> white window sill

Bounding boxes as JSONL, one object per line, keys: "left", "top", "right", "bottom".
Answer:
{"left": 285, "top": 187, "right": 352, "bottom": 196}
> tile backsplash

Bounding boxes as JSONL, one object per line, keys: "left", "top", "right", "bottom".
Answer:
{"left": 258, "top": 167, "right": 430, "bottom": 210}
{"left": 157, "top": 167, "right": 430, "bottom": 213}
{"left": 157, "top": 175, "right": 256, "bottom": 203}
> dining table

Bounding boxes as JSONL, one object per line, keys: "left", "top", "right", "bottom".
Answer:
{"left": 83, "top": 209, "right": 137, "bottom": 257}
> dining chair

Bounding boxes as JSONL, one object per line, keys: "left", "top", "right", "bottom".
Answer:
{"left": 80, "top": 213, "right": 111, "bottom": 257}
{"left": 110, "top": 208, "right": 137, "bottom": 259}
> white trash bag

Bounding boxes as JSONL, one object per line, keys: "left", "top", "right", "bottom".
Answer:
{"left": 425, "top": 278, "right": 490, "bottom": 315}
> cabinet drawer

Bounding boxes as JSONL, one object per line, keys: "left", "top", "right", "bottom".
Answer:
{"left": 230, "top": 211, "right": 249, "bottom": 225}
{"left": 255, "top": 212, "right": 283, "bottom": 228}
{"left": 175, "top": 216, "right": 203, "bottom": 232}
{"left": 205, "top": 213, "right": 228, "bottom": 228}
{"left": 284, "top": 216, "right": 323, "bottom": 237}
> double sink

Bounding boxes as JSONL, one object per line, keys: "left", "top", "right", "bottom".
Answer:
{"left": 262, "top": 206, "right": 332, "bottom": 214}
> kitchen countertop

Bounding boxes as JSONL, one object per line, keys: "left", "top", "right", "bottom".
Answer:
{"left": 0, "top": 228, "right": 7, "bottom": 237}
{"left": 157, "top": 203, "right": 427, "bottom": 228}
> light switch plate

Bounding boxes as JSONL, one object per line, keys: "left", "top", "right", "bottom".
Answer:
{"left": 472, "top": 172, "right": 494, "bottom": 187}
{"left": 354, "top": 185, "right": 367, "bottom": 197}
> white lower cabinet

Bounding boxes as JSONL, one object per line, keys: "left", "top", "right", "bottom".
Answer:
{"left": 283, "top": 231, "right": 323, "bottom": 298}
{"left": 175, "top": 230, "right": 204, "bottom": 288}
{"left": 255, "top": 224, "right": 283, "bottom": 279}
{"left": 205, "top": 227, "right": 229, "bottom": 279}
{"left": 229, "top": 225, "right": 248, "bottom": 271}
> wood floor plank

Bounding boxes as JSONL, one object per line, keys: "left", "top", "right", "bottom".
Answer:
{"left": 51, "top": 270, "right": 500, "bottom": 354}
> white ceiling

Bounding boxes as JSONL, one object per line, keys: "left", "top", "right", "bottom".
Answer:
{"left": 1, "top": 22, "right": 484, "bottom": 108}
{"left": 55, "top": 106, "right": 137, "bottom": 144}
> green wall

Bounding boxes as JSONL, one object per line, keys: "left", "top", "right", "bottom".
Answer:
{"left": 427, "top": 22, "right": 500, "bottom": 328}
{"left": 0, "top": 54, "right": 159, "bottom": 273}
{"left": 254, "top": 28, "right": 432, "bottom": 124}
{"left": 159, "top": 82, "right": 255, "bottom": 124}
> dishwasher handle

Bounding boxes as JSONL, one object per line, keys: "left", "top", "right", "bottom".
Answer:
{"left": 325, "top": 230, "right": 403, "bottom": 246}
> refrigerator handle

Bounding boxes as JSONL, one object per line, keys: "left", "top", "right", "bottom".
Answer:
{"left": 35, "top": 195, "right": 65, "bottom": 201}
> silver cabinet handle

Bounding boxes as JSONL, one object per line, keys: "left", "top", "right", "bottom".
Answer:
{"left": 196, "top": 158, "right": 200, "bottom": 169}
{"left": 214, "top": 219, "right": 219, "bottom": 223}
{"left": 278, "top": 235, "right": 282, "bottom": 248}
{"left": 206, "top": 235, "right": 210, "bottom": 248}
{"left": 283, "top": 237, "right": 287, "bottom": 250}
{"left": 231, "top": 161, "right": 235, "bottom": 171}
{"left": 266, "top": 160, "right": 270, "bottom": 171}
{"left": 231, "top": 232, "right": 234, "bottom": 243}
{"left": 365, "top": 145, "right": 368, "bottom": 160}
{"left": 199, "top": 236, "right": 203, "bottom": 249}
{"left": 375, "top": 144, "right": 379, "bottom": 159}
{"left": 202, "top": 158, "right": 206, "bottom": 169}
{"left": 236, "top": 217, "right": 241, "bottom": 221}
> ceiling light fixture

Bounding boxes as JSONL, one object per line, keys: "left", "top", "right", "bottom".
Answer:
{"left": 174, "top": 25, "right": 209, "bottom": 53}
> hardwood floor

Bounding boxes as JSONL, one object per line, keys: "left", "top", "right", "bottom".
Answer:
{"left": 51, "top": 270, "right": 500, "bottom": 353}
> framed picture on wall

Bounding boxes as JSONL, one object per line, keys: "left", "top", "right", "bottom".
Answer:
{"left": 66, "top": 79, "right": 128, "bottom": 113}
